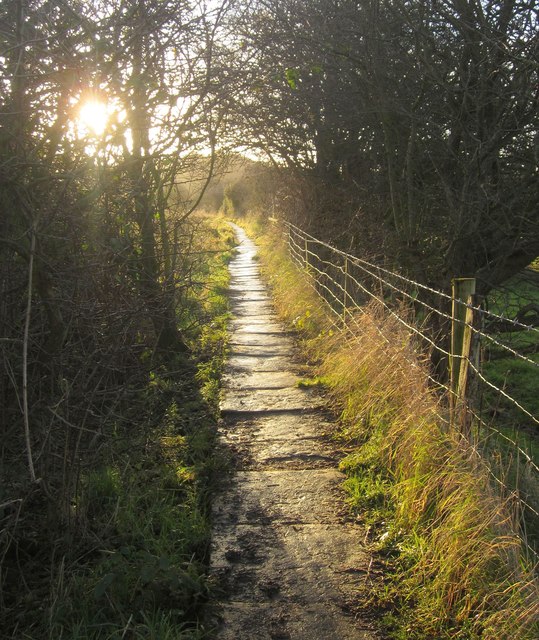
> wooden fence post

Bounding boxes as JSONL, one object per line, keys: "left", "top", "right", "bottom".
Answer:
{"left": 450, "top": 277, "right": 476, "bottom": 433}
{"left": 304, "top": 236, "right": 309, "bottom": 269}
{"left": 287, "top": 225, "right": 291, "bottom": 257}
{"left": 343, "top": 257, "right": 348, "bottom": 327}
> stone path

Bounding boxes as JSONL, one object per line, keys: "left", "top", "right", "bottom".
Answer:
{"left": 209, "top": 224, "right": 379, "bottom": 639}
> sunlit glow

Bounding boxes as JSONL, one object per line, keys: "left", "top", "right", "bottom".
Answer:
{"left": 78, "top": 99, "right": 109, "bottom": 135}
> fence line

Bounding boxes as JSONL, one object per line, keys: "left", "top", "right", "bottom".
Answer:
{"left": 284, "top": 220, "right": 539, "bottom": 559}
{"left": 287, "top": 222, "right": 539, "bottom": 404}
{"left": 289, "top": 224, "right": 539, "bottom": 335}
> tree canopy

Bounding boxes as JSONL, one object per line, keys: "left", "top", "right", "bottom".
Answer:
{"left": 230, "top": 0, "right": 539, "bottom": 292}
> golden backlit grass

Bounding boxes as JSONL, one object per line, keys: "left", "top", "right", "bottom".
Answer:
{"left": 247, "top": 217, "right": 539, "bottom": 640}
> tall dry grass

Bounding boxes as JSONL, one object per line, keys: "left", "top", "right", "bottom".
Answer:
{"left": 249, "top": 219, "right": 539, "bottom": 639}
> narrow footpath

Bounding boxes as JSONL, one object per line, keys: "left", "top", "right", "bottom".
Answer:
{"left": 209, "top": 224, "right": 379, "bottom": 639}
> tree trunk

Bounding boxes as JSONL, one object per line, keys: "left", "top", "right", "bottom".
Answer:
{"left": 128, "top": 18, "right": 187, "bottom": 358}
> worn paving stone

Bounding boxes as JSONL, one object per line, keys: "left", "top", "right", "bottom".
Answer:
{"left": 226, "top": 353, "right": 297, "bottom": 373}
{"left": 212, "top": 602, "right": 375, "bottom": 640}
{"left": 230, "top": 293, "right": 272, "bottom": 304}
{"left": 229, "top": 286, "right": 267, "bottom": 295}
{"left": 209, "top": 223, "right": 379, "bottom": 640}
{"left": 229, "top": 333, "right": 295, "bottom": 348}
{"left": 230, "top": 325, "right": 290, "bottom": 337}
{"left": 211, "top": 524, "right": 371, "bottom": 602}
{"left": 221, "top": 413, "right": 336, "bottom": 441}
{"left": 222, "top": 370, "right": 299, "bottom": 390}
{"left": 230, "top": 315, "right": 282, "bottom": 324}
{"left": 230, "top": 267, "right": 259, "bottom": 276}
{"left": 212, "top": 469, "right": 346, "bottom": 526}
{"left": 231, "top": 325, "right": 292, "bottom": 336}
{"left": 229, "top": 343, "right": 293, "bottom": 357}
{"left": 223, "top": 433, "right": 337, "bottom": 470}
{"left": 220, "top": 387, "right": 323, "bottom": 414}
{"left": 232, "top": 301, "right": 276, "bottom": 316}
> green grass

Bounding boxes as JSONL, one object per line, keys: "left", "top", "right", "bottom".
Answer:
{"left": 48, "top": 374, "right": 216, "bottom": 638}
{"left": 483, "top": 357, "right": 539, "bottom": 424}
{"left": 45, "top": 214, "right": 234, "bottom": 640}
{"left": 342, "top": 472, "right": 393, "bottom": 523}
{"left": 487, "top": 267, "right": 539, "bottom": 320}
{"left": 61, "top": 611, "right": 204, "bottom": 640}
{"left": 483, "top": 266, "right": 539, "bottom": 433}
{"left": 296, "top": 376, "right": 329, "bottom": 389}
{"left": 479, "top": 266, "right": 539, "bottom": 554}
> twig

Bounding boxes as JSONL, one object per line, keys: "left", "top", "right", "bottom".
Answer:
{"left": 22, "top": 225, "right": 37, "bottom": 483}
{"left": 120, "top": 614, "right": 134, "bottom": 639}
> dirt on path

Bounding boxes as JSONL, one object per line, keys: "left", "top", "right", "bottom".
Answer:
{"left": 208, "top": 224, "right": 380, "bottom": 639}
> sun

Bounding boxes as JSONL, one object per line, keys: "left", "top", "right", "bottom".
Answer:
{"left": 78, "top": 99, "right": 109, "bottom": 136}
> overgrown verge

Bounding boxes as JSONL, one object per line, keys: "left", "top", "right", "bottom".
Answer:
{"left": 241, "top": 216, "right": 539, "bottom": 640}
{"left": 1, "top": 215, "right": 235, "bottom": 640}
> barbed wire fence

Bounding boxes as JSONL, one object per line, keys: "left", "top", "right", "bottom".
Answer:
{"left": 284, "top": 221, "right": 539, "bottom": 564}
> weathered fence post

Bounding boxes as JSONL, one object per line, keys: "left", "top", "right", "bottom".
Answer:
{"left": 343, "top": 257, "right": 349, "bottom": 327}
{"left": 287, "top": 224, "right": 291, "bottom": 258}
{"left": 304, "top": 236, "right": 309, "bottom": 269}
{"left": 450, "top": 277, "right": 476, "bottom": 434}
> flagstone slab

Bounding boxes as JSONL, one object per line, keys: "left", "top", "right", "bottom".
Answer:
{"left": 228, "top": 343, "right": 292, "bottom": 357}
{"left": 220, "top": 387, "right": 323, "bottom": 413}
{"left": 221, "top": 412, "right": 336, "bottom": 441}
{"left": 212, "top": 469, "right": 345, "bottom": 526}
{"left": 212, "top": 602, "right": 375, "bottom": 640}
{"left": 222, "top": 369, "right": 299, "bottom": 390}
{"left": 229, "top": 333, "right": 295, "bottom": 348}
{"left": 222, "top": 433, "right": 337, "bottom": 470}
{"left": 225, "top": 353, "right": 297, "bottom": 373}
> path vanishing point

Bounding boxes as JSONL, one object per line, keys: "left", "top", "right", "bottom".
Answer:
{"left": 209, "top": 224, "right": 379, "bottom": 639}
